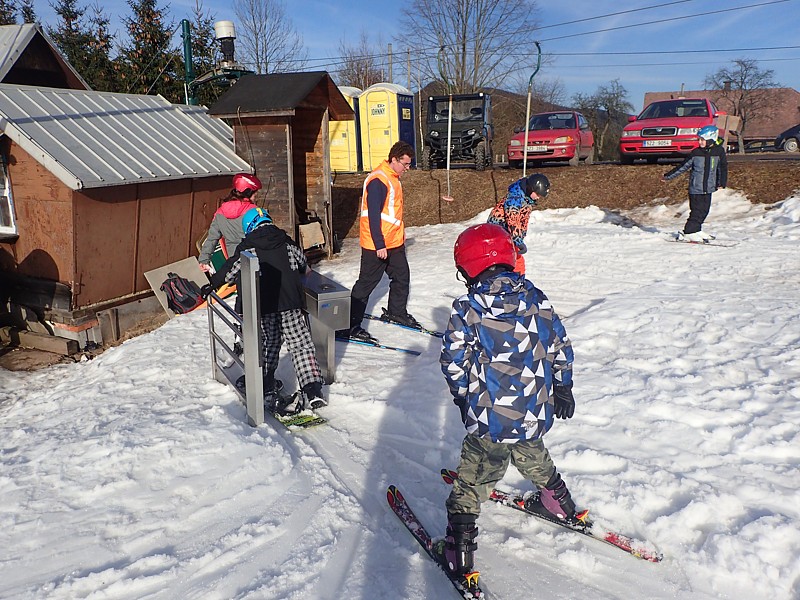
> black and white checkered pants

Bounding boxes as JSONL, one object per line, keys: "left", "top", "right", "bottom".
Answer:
{"left": 260, "top": 309, "right": 323, "bottom": 389}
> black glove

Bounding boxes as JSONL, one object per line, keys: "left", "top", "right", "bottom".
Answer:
{"left": 200, "top": 284, "right": 214, "bottom": 299}
{"left": 553, "top": 385, "right": 575, "bottom": 419}
{"left": 453, "top": 395, "right": 469, "bottom": 422}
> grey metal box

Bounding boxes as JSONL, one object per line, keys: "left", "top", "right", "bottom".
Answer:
{"left": 302, "top": 271, "right": 350, "bottom": 331}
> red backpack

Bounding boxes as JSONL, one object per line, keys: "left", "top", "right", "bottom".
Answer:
{"left": 160, "top": 272, "right": 204, "bottom": 314}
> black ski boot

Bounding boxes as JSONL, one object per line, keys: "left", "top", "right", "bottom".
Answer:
{"left": 436, "top": 513, "right": 480, "bottom": 593}
{"left": 300, "top": 381, "right": 326, "bottom": 410}
{"left": 524, "top": 471, "right": 576, "bottom": 521}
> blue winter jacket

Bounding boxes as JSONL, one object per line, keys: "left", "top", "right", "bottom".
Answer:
{"left": 663, "top": 143, "right": 728, "bottom": 194}
{"left": 440, "top": 271, "right": 573, "bottom": 443}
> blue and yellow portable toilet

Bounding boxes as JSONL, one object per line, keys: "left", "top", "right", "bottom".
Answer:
{"left": 358, "top": 83, "right": 415, "bottom": 171}
{"left": 329, "top": 86, "right": 362, "bottom": 173}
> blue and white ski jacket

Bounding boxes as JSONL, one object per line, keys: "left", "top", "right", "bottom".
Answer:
{"left": 440, "top": 271, "right": 573, "bottom": 443}
{"left": 663, "top": 143, "right": 728, "bottom": 194}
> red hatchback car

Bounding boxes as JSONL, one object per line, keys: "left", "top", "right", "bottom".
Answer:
{"left": 619, "top": 98, "right": 725, "bottom": 164}
{"left": 507, "top": 111, "right": 594, "bottom": 168}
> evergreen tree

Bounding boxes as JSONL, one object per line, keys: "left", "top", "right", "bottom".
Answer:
{"left": 46, "top": 0, "right": 90, "bottom": 70}
{"left": 117, "top": 0, "right": 182, "bottom": 101}
{"left": 19, "top": 0, "right": 35, "bottom": 23}
{"left": 0, "top": 0, "right": 17, "bottom": 25}
{"left": 84, "top": 3, "right": 119, "bottom": 91}
{"left": 47, "top": 0, "right": 118, "bottom": 91}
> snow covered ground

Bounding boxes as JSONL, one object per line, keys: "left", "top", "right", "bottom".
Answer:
{"left": 2, "top": 189, "right": 799, "bottom": 600}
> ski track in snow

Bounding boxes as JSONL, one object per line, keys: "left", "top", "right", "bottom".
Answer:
{"left": 1, "top": 189, "right": 800, "bottom": 599}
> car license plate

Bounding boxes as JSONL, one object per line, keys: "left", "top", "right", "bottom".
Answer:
{"left": 643, "top": 139, "right": 671, "bottom": 147}
{"left": 526, "top": 145, "right": 548, "bottom": 152}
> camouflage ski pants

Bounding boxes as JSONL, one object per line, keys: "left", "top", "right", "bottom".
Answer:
{"left": 446, "top": 434, "right": 556, "bottom": 516}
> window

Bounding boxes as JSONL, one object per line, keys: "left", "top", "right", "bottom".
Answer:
{"left": 0, "top": 154, "right": 17, "bottom": 238}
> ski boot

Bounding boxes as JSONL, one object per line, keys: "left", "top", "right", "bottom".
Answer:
{"left": 337, "top": 325, "right": 379, "bottom": 344}
{"left": 300, "top": 381, "right": 326, "bottom": 410}
{"left": 381, "top": 307, "right": 421, "bottom": 329}
{"left": 524, "top": 471, "right": 576, "bottom": 521}
{"left": 435, "top": 513, "right": 481, "bottom": 594}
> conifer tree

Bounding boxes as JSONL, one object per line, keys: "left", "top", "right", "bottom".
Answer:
{"left": 47, "top": 0, "right": 118, "bottom": 91}
{"left": 19, "top": 0, "right": 35, "bottom": 23}
{"left": 117, "top": 0, "right": 182, "bottom": 101}
{"left": 0, "top": 0, "right": 17, "bottom": 25}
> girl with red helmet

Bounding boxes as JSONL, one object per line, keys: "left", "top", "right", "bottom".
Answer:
{"left": 436, "top": 223, "right": 578, "bottom": 591}
{"left": 198, "top": 173, "right": 263, "bottom": 272}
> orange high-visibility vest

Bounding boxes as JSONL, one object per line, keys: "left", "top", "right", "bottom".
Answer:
{"left": 359, "top": 160, "right": 405, "bottom": 250}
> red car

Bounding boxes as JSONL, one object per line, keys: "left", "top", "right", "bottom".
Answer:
{"left": 619, "top": 98, "right": 726, "bottom": 164}
{"left": 507, "top": 111, "right": 594, "bottom": 168}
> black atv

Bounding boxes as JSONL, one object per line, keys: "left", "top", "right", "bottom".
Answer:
{"left": 420, "top": 92, "right": 493, "bottom": 171}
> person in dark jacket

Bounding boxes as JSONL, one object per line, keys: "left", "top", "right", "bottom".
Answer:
{"left": 203, "top": 208, "right": 325, "bottom": 412}
{"left": 436, "top": 223, "right": 579, "bottom": 593}
{"left": 662, "top": 125, "right": 728, "bottom": 242}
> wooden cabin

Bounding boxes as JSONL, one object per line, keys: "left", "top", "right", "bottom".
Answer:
{"left": 0, "top": 84, "right": 251, "bottom": 350}
{"left": 207, "top": 72, "right": 354, "bottom": 258}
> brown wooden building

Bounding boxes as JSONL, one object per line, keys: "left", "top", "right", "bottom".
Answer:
{"left": 207, "top": 72, "right": 354, "bottom": 258}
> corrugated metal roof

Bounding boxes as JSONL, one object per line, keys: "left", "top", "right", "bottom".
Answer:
{"left": 0, "top": 24, "right": 89, "bottom": 88}
{"left": 0, "top": 84, "right": 251, "bottom": 190}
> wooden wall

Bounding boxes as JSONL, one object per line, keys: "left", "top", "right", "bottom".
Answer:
{"left": 233, "top": 117, "right": 294, "bottom": 235}
{"left": 1, "top": 136, "right": 234, "bottom": 310}
{"left": 0, "top": 140, "right": 75, "bottom": 285}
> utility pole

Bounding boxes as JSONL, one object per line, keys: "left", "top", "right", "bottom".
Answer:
{"left": 388, "top": 43, "right": 393, "bottom": 83}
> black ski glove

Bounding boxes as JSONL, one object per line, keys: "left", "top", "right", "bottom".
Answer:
{"left": 453, "top": 395, "right": 469, "bottom": 422}
{"left": 553, "top": 384, "right": 575, "bottom": 419}
{"left": 200, "top": 284, "right": 214, "bottom": 299}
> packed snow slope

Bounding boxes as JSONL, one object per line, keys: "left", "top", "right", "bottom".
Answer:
{"left": 2, "top": 189, "right": 799, "bottom": 600}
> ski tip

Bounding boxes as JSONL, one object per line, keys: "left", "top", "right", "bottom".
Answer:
{"left": 386, "top": 485, "right": 403, "bottom": 505}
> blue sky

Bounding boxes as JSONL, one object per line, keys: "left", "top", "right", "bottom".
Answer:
{"left": 37, "top": 0, "right": 800, "bottom": 112}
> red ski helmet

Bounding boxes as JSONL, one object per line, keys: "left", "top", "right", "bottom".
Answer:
{"left": 232, "top": 173, "right": 262, "bottom": 194}
{"left": 454, "top": 223, "right": 517, "bottom": 279}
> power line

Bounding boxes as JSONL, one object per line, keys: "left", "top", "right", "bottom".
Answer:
{"left": 303, "top": 0, "right": 791, "bottom": 72}
{"left": 538, "top": 0, "right": 792, "bottom": 43}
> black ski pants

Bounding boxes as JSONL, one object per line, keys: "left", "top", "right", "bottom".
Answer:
{"left": 349, "top": 245, "right": 410, "bottom": 328}
{"left": 684, "top": 193, "right": 712, "bottom": 234}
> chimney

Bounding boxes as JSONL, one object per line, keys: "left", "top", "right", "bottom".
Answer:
{"left": 723, "top": 80, "right": 732, "bottom": 91}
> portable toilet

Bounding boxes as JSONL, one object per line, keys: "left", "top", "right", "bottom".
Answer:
{"left": 329, "top": 86, "right": 362, "bottom": 173}
{"left": 359, "top": 83, "right": 415, "bottom": 171}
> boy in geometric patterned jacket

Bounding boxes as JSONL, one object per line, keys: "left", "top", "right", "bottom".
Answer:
{"left": 437, "top": 223, "right": 578, "bottom": 591}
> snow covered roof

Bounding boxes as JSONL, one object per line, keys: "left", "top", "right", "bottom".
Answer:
{"left": 0, "top": 84, "right": 251, "bottom": 190}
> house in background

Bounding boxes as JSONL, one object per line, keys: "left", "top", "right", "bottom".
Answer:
{"left": 0, "top": 24, "right": 252, "bottom": 354}
{"left": 642, "top": 87, "right": 800, "bottom": 144}
{"left": 208, "top": 72, "right": 354, "bottom": 259}
{"left": 0, "top": 23, "right": 90, "bottom": 90}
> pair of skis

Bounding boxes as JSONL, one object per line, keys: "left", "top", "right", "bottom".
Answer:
{"left": 388, "top": 470, "right": 663, "bottom": 599}
{"left": 336, "top": 311, "right": 443, "bottom": 356}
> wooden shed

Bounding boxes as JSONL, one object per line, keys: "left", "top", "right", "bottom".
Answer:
{"left": 207, "top": 72, "right": 354, "bottom": 258}
{"left": 0, "top": 85, "right": 251, "bottom": 348}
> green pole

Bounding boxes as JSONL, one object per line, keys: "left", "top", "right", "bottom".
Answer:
{"left": 181, "top": 19, "right": 196, "bottom": 105}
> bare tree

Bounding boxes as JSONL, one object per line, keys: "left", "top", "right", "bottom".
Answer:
{"left": 704, "top": 58, "right": 778, "bottom": 154}
{"left": 234, "top": 0, "right": 307, "bottom": 74}
{"left": 335, "top": 31, "right": 384, "bottom": 90}
{"left": 572, "top": 79, "right": 633, "bottom": 161}
{"left": 399, "top": 0, "right": 542, "bottom": 93}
